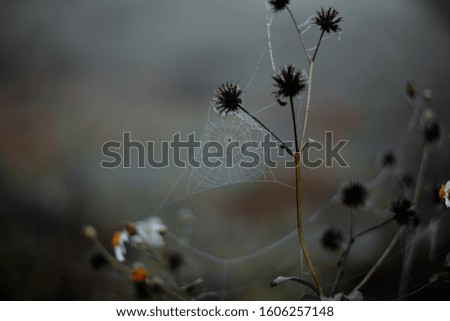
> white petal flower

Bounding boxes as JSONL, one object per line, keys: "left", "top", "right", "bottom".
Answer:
{"left": 439, "top": 181, "right": 450, "bottom": 208}
{"left": 131, "top": 216, "right": 167, "bottom": 249}
{"left": 112, "top": 231, "right": 129, "bottom": 262}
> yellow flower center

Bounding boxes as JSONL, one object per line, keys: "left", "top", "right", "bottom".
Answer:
{"left": 131, "top": 267, "right": 148, "bottom": 283}
{"left": 111, "top": 231, "right": 121, "bottom": 247}
{"left": 439, "top": 185, "right": 446, "bottom": 200}
{"left": 125, "top": 222, "right": 137, "bottom": 236}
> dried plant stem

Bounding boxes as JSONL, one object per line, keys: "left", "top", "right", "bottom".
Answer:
{"left": 312, "top": 31, "right": 325, "bottom": 62}
{"left": 239, "top": 106, "right": 294, "bottom": 156}
{"left": 294, "top": 152, "right": 322, "bottom": 294}
{"left": 352, "top": 218, "right": 395, "bottom": 241}
{"left": 331, "top": 209, "right": 354, "bottom": 296}
{"left": 290, "top": 97, "right": 300, "bottom": 152}
{"left": 300, "top": 62, "right": 314, "bottom": 147}
{"left": 352, "top": 227, "right": 405, "bottom": 292}
{"left": 286, "top": 6, "right": 311, "bottom": 63}
{"left": 412, "top": 146, "right": 429, "bottom": 206}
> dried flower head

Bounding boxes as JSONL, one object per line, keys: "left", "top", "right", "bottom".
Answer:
{"left": 213, "top": 82, "right": 243, "bottom": 116}
{"left": 405, "top": 81, "right": 418, "bottom": 99}
{"left": 401, "top": 172, "right": 415, "bottom": 188}
{"left": 381, "top": 151, "right": 396, "bottom": 168}
{"left": 167, "top": 252, "right": 184, "bottom": 272}
{"left": 422, "top": 120, "right": 441, "bottom": 144}
{"left": 268, "top": 0, "right": 289, "bottom": 12}
{"left": 423, "top": 89, "right": 433, "bottom": 101}
{"left": 272, "top": 65, "right": 306, "bottom": 103}
{"left": 341, "top": 181, "right": 368, "bottom": 208}
{"left": 90, "top": 253, "right": 108, "bottom": 270}
{"left": 320, "top": 228, "right": 344, "bottom": 251}
{"left": 131, "top": 266, "right": 149, "bottom": 283}
{"left": 313, "top": 7, "right": 343, "bottom": 34}
{"left": 390, "top": 199, "right": 419, "bottom": 226}
{"left": 82, "top": 225, "right": 97, "bottom": 240}
{"left": 112, "top": 231, "right": 129, "bottom": 262}
{"left": 439, "top": 181, "right": 450, "bottom": 208}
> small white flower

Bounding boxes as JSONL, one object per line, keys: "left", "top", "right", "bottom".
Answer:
{"left": 439, "top": 181, "right": 450, "bottom": 208}
{"left": 112, "top": 231, "right": 129, "bottom": 262}
{"left": 130, "top": 216, "right": 167, "bottom": 250}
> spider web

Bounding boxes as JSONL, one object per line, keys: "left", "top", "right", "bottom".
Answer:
{"left": 147, "top": 3, "right": 449, "bottom": 300}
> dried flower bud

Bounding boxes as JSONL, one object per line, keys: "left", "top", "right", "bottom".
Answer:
{"left": 272, "top": 65, "right": 306, "bottom": 103}
{"left": 341, "top": 181, "right": 368, "bottom": 208}
{"left": 83, "top": 225, "right": 97, "bottom": 240}
{"left": 313, "top": 7, "right": 343, "bottom": 34}
{"left": 213, "top": 82, "right": 243, "bottom": 116}
{"left": 423, "top": 89, "right": 433, "bottom": 101}
{"left": 320, "top": 228, "right": 344, "bottom": 251}
{"left": 268, "top": 0, "right": 289, "bottom": 13}
{"left": 405, "top": 81, "right": 418, "bottom": 99}
{"left": 390, "top": 199, "right": 419, "bottom": 226}
{"left": 422, "top": 120, "right": 441, "bottom": 144}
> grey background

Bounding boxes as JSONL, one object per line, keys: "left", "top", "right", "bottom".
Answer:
{"left": 0, "top": 0, "right": 449, "bottom": 299}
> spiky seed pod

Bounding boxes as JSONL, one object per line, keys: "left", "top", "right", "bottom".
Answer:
{"left": 213, "top": 82, "right": 243, "bottom": 116}
{"left": 341, "top": 181, "right": 368, "bottom": 208}
{"left": 272, "top": 65, "right": 306, "bottom": 104}
{"left": 313, "top": 7, "right": 343, "bottom": 34}
{"left": 268, "top": 0, "right": 289, "bottom": 13}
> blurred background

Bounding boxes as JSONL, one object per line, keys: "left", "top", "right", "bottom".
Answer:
{"left": 0, "top": 0, "right": 449, "bottom": 300}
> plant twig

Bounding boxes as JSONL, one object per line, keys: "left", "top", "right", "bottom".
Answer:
{"left": 286, "top": 6, "right": 311, "bottom": 63}
{"left": 294, "top": 152, "right": 322, "bottom": 294}
{"left": 289, "top": 96, "right": 300, "bottom": 153}
{"left": 312, "top": 31, "right": 325, "bottom": 62}
{"left": 331, "top": 208, "right": 354, "bottom": 296}
{"left": 351, "top": 227, "right": 404, "bottom": 292}
{"left": 239, "top": 106, "right": 294, "bottom": 156}
{"left": 300, "top": 62, "right": 315, "bottom": 147}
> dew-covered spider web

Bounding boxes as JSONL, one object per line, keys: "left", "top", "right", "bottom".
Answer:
{"left": 147, "top": 3, "right": 449, "bottom": 300}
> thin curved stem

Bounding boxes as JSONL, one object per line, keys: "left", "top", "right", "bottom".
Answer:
{"left": 312, "top": 31, "right": 325, "bottom": 62}
{"left": 289, "top": 96, "right": 299, "bottom": 152}
{"left": 352, "top": 227, "right": 404, "bottom": 292}
{"left": 412, "top": 146, "right": 429, "bottom": 207}
{"left": 351, "top": 218, "right": 395, "bottom": 241}
{"left": 286, "top": 6, "right": 311, "bottom": 64}
{"left": 300, "top": 62, "right": 314, "bottom": 147}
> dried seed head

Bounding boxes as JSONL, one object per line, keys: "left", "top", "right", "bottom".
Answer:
{"left": 82, "top": 225, "right": 97, "bottom": 240}
{"left": 401, "top": 172, "right": 415, "bottom": 188}
{"left": 423, "top": 89, "right": 433, "bottom": 101}
{"left": 405, "top": 81, "right": 418, "bottom": 99}
{"left": 272, "top": 65, "right": 306, "bottom": 103}
{"left": 90, "top": 253, "right": 108, "bottom": 270}
{"left": 341, "top": 181, "right": 367, "bottom": 208}
{"left": 313, "top": 7, "right": 343, "bottom": 34}
{"left": 390, "top": 199, "right": 419, "bottom": 226}
{"left": 320, "top": 228, "right": 344, "bottom": 251}
{"left": 167, "top": 252, "right": 184, "bottom": 272}
{"left": 422, "top": 120, "right": 441, "bottom": 144}
{"left": 268, "top": 0, "right": 289, "bottom": 12}
{"left": 381, "top": 151, "right": 396, "bottom": 168}
{"left": 213, "top": 82, "right": 243, "bottom": 116}
{"left": 341, "top": 181, "right": 368, "bottom": 208}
